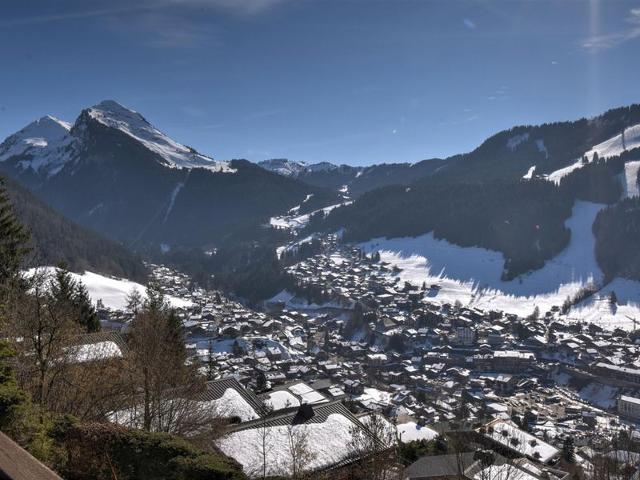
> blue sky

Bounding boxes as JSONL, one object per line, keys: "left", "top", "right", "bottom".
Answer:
{"left": 1, "top": 0, "right": 639, "bottom": 165}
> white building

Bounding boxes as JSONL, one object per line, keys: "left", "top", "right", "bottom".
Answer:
{"left": 618, "top": 395, "right": 640, "bottom": 420}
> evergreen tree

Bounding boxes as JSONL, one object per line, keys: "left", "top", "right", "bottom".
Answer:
{"left": 256, "top": 370, "right": 267, "bottom": 392}
{"left": 609, "top": 290, "right": 618, "bottom": 305}
{"left": 562, "top": 436, "right": 575, "bottom": 463}
{"left": 50, "top": 265, "right": 100, "bottom": 332}
{"left": 125, "top": 288, "right": 144, "bottom": 316}
{"left": 74, "top": 282, "right": 100, "bottom": 332}
{"left": 206, "top": 340, "right": 216, "bottom": 380}
{"left": 0, "top": 179, "right": 30, "bottom": 296}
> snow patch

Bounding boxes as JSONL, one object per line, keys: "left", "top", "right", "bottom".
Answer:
{"left": 585, "top": 123, "right": 640, "bottom": 160}
{"left": 163, "top": 182, "right": 184, "bottom": 223}
{"left": 622, "top": 160, "right": 640, "bottom": 198}
{"left": 507, "top": 132, "right": 530, "bottom": 151}
{"left": 545, "top": 158, "right": 584, "bottom": 185}
{"left": 522, "top": 166, "right": 536, "bottom": 180}
{"left": 270, "top": 202, "right": 352, "bottom": 231}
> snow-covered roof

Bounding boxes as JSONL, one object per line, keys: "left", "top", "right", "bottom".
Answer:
{"left": 484, "top": 420, "right": 559, "bottom": 463}
{"left": 396, "top": 421, "right": 438, "bottom": 443}
{"left": 217, "top": 401, "right": 372, "bottom": 478}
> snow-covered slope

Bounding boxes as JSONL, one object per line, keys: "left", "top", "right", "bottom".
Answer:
{"left": 567, "top": 278, "right": 640, "bottom": 331}
{"left": 84, "top": 100, "right": 234, "bottom": 173}
{"left": 270, "top": 201, "right": 352, "bottom": 230}
{"left": 27, "top": 268, "right": 193, "bottom": 311}
{"left": 361, "top": 201, "right": 640, "bottom": 329}
{"left": 622, "top": 160, "right": 640, "bottom": 198}
{"left": 544, "top": 158, "right": 584, "bottom": 185}
{"left": 585, "top": 123, "right": 640, "bottom": 160}
{"left": 0, "top": 115, "right": 75, "bottom": 175}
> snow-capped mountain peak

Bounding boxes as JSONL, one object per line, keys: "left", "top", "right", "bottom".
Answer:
{"left": 0, "top": 115, "right": 76, "bottom": 175}
{"left": 258, "top": 158, "right": 309, "bottom": 176}
{"left": 83, "top": 100, "right": 235, "bottom": 173}
{"left": 0, "top": 100, "right": 235, "bottom": 176}
{"left": 258, "top": 158, "right": 340, "bottom": 177}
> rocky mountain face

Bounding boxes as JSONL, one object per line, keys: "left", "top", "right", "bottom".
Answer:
{"left": 0, "top": 101, "right": 336, "bottom": 250}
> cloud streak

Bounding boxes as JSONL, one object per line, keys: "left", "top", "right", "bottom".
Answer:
{"left": 0, "top": 0, "right": 287, "bottom": 46}
{"left": 582, "top": 8, "right": 640, "bottom": 52}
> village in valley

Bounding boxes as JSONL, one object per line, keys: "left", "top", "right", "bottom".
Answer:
{"left": 75, "top": 234, "right": 640, "bottom": 480}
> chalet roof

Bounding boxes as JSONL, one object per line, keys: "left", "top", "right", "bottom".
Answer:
{"left": 70, "top": 330, "right": 127, "bottom": 353}
{"left": 227, "top": 399, "right": 366, "bottom": 433}
{"left": 200, "top": 377, "right": 264, "bottom": 411}
{"left": 405, "top": 452, "right": 476, "bottom": 479}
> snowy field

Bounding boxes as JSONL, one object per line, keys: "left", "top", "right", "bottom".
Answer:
{"left": 26, "top": 267, "right": 193, "bottom": 311}
{"left": 270, "top": 202, "right": 351, "bottom": 230}
{"left": 361, "top": 201, "right": 640, "bottom": 329}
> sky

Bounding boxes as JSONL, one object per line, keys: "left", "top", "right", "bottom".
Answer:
{"left": 1, "top": 0, "right": 639, "bottom": 166}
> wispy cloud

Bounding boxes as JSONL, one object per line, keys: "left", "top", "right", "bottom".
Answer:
{"left": 0, "top": 0, "right": 287, "bottom": 47}
{"left": 107, "top": 11, "right": 219, "bottom": 48}
{"left": 487, "top": 85, "right": 509, "bottom": 102}
{"left": 462, "top": 18, "right": 476, "bottom": 30}
{"left": 582, "top": 8, "right": 640, "bottom": 52}
{"left": 0, "top": 5, "right": 143, "bottom": 27}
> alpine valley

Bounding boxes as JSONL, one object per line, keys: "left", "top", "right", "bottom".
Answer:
{"left": 2, "top": 100, "right": 640, "bottom": 312}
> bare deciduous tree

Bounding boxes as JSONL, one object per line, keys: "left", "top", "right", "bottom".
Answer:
{"left": 285, "top": 423, "right": 316, "bottom": 479}
{"left": 347, "top": 412, "right": 399, "bottom": 480}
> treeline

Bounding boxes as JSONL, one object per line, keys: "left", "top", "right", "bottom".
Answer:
{"left": 559, "top": 148, "right": 640, "bottom": 204}
{"left": 425, "top": 104, "right": 640, "bottom": 184}
{"left": 3, "top": 176, "right": 147, "bottom": 282}
{"left": 310, "top": 179, "right": 573, "bottom": 280}
{"left": 157, "top": 225, "right": 295, "bottom": 304}
{"left": 593, "top": 196, "right": 640, "bottom": 281}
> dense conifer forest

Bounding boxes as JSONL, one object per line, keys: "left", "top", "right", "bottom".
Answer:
{"left": 3, "top": 176, "right": 147, "bottom": 281}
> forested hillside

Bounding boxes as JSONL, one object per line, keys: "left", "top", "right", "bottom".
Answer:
{"left": 593, "top": 196, "right": 640, "bottom": 282}
{"left": 312, "top": 179, "right": 573, "bottom": 279}
{"left": 3, "top": 176, "right": 147, "bottom": 281}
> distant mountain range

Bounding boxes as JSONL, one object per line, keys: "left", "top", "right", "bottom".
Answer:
{"left": 2, "top": 100, "right": 640, "bottom": 285}
{"left": 258, "top": 157, "right": 445, "bottom": 196}
{"left": 0, "top": 101, "right": 337, "bottom": 251}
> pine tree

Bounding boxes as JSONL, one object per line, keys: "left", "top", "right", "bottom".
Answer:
{"left": 50, "top": 265, "right": 100, "bottom": 332}
{"left": 125, "top": 288, "right": 143, "bottom": 316}
{"left": 609, "top": 290, "right": 618, "bottom": 305}
{"left": 562, "top": 436, "right": 575, "bottom": 463}
{"left": 256, "top": 370, "right": 267, "bottom": 392}
{"left": 74, "top": 282, "right": 100, "bottom": 332}
{"left": 206, "top": 340, "right": 216, "bottom": 380}
{"left": 0, "top": 179, "right": 30, "bottom": 294}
